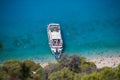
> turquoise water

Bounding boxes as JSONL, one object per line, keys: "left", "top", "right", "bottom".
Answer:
{"left": 0, "top": 0, "right": 120, "bottom": 63}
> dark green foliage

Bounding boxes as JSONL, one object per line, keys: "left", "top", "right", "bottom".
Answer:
{"left": 59, "top": 55, "right": 97, "bottom": 74}
{"left": 116, "top": 64, "right": 120, "bottom": 79}
{"left": 82, "top": 67, "right": 119, "bottom": 80}
{"left": 47, "top": 55, "right": 97, "bottom": 80}
{"left": 44, "top": 63, "right": 60, "bottom": 74}
{"left": 82, "top": 72, "right": 100, "bottom": 80}
{"left": 44, "top": 63, "right": 62, "bottom": 80}
{"left": 23, "top": 60, "right": 41, "bottom": 72}
{"left": 48, "top": 67, "right": 74, "bottom": 80}
{"left": 80, "top": 62, "right": 97, "bottom": 74}
{"left": 1, "top": 60, "right": 22, "bottom": 80}
{"left": 0, "top": 60, "right": 44, "bottom": 80}
{"left": 99, "top": 67, "right": 118, "bottom": 80}
{"left": 21, "top": 62, "right": 30, "bottom": 79}
{"left": 74, "top": 73, "right": 83, "bottom": 80}
{"left": 0, "top": 54, "right": 120, "bottom": 80}
{"left": 47, "top": 54, "right": 120, "bottom": 80}
{"left": 67, "top": 55, "right": 81, "bottom": 73}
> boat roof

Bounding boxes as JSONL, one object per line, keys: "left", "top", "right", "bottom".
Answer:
{"left": 51, "top": 32, "right": 61, "bottom": 39}
{"left": 48, "top": 23, "right": 60, "bottom": 26}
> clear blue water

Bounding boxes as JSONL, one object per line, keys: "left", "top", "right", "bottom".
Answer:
{"left": 0, "top": 0, "right": 120, "bottom": 63}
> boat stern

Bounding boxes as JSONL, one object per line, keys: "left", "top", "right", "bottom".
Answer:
{"left": 51, "top": 48, "right": 62, "bottom": 59}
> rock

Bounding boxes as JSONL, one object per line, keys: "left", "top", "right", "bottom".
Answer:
{"left": 0, "top": 43, "right": 3, "bottom": 50}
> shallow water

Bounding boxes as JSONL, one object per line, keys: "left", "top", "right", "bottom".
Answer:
{"left": 0, "top": 0, "right": 120, "bottom": 63}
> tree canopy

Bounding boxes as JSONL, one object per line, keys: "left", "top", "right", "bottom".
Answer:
{"left": 0, "top": 60, "right": 44, "bottom": 80}
{"left": 0, "top": 54, "right": 120, "bottom": 80}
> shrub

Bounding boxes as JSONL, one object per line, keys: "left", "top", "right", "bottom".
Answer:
{"left": 0, "top": 60, "right": 44, "bottom": 80}
{"left": 49, "top": 67, "right": 74, "bottom": 80}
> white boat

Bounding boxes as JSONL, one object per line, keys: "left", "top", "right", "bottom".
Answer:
{"left": 47, "top": 23, "right": 63, "bottom": 59}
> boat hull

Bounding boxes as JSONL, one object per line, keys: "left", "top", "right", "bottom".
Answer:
{"left": 47, "top": 23, "right": 63, "bottom": 60}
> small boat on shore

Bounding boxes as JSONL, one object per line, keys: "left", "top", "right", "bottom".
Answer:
{"left": 47, "top": 23, "right": 63, "bottom": 60}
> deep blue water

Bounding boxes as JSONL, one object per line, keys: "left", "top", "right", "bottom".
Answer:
{"left": 0, "top": 0, "right": 120, "bottom": 63}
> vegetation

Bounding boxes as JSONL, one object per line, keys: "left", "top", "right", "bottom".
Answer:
{"left": 0, "top": 60, "right": 44, "bottom": 80}
{"left": 0, "top": 54, "right": 120, "bottom": 80}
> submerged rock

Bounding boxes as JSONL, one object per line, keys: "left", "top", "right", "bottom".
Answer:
{"left": 12, "top": 34, "right": 32, "bottom": 48}
{"left": 13, "top": 39, "right": 22, "bottom": 47}
{"left": 0, "top": 43, "right": 3, "bottom": 50}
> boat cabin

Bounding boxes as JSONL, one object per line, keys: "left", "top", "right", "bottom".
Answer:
{"left": 49, "top": 25, "right": 60, "bottom": 32}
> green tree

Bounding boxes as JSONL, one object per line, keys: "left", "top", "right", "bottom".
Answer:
{"left": 0, "top": 60, "right": 22, "bottom": 80}
{"left": 67, "top": 55, "right": 81, "bottom": 73}
{"left": 99, "top": 67, "right": 118, "bottom": 80}
{"left": 0, "top": 60, "right": 44, "bottom": 80}
{"left": 74, "top": 73, "right": 83, "bottom": 80}
{"left": 81, "top": 72, "right": 100, "bottom": 80}
{"left": 23, "top": 60, "right": 41, "bottom": 71}
{"left": 116, "top": 64, "right": 120, "bottom": 80}
{"left": 21, "top": 60, "right": 44, "bottom": 80}
{"left": 49, "top": 67, "right": 74, "bottom": 80}
{"left": 32, "top": 67, "right": 44, "bottom": 80}
{"left": 80, "top": 62, "right": 97, "bottom": 74}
